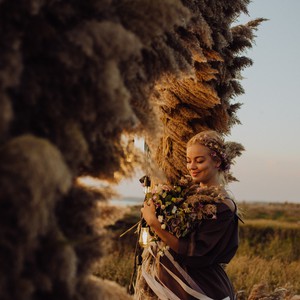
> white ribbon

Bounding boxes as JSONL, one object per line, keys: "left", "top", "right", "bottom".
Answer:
{"left": 164, "top": 250, "right": 205, "bottom": 293}
{"left": 140, "top": 244, "right": 230, "bottom": 300}
{"left": 140, "top": 246, "right": 181, "bottom": 300}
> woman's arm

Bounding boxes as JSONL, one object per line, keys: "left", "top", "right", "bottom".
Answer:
{"left": 141, "top": 199, "right": 179, "bottom": 253}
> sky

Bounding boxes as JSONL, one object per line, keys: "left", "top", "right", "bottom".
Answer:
{"left": 116, "top": 0, "right": 300, "bottom": 203}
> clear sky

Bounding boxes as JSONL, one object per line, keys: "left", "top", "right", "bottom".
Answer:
{"left": 116, "top": 0, "right": 300, "bottom": 203}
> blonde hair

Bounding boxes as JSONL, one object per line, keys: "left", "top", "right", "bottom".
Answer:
{"left": 187, "top": 130, "right": 223, "bottom": 147}
{"left": 187, "top": 130, "right": 229, "bottom": 171}
{"left": 187, "top": 130, "right": 245, "bottom": 183}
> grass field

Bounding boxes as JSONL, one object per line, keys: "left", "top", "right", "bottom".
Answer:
{"left": 95, "top": 202, "right": 300, "bottom": 298}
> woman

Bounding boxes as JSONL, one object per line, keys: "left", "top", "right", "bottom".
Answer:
{"left": 136, "top": 130, "right": 242, "bottom": 300}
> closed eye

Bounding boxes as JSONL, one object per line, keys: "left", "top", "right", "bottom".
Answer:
{"left": 187, "top": 160, "right": 204, "bottom": 164}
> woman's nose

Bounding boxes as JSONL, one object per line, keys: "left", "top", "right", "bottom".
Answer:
{"left": 189, "top": 161, "right": 197, "bottom": 169}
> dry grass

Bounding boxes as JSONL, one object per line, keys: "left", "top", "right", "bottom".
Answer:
{"left": 238, "top": 202, "right": 300, "bottom": 223}
{"left": 227, "top": 255, "right": 300, "bottom": 297}
{"left": 243, "top": 219, "right": 300, "bottom": 229}
{"left": 95, "top": 202, "right": 300, "bottom": 298}
{"left": 94, "top": 250, "right": 135, "bottom": 288}
{"left": 238, "top": 220, "right": 300, "bottom": 262}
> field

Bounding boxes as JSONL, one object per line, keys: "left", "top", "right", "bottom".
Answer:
{"left": 94, "top": 202, "right": 300, "bottom": 299}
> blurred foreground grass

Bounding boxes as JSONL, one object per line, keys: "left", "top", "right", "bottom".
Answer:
{"left": 94, "top": 202, "right": 300, "bottom": 298}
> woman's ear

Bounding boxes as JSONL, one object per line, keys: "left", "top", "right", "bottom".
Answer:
{"left": 215, "top": 159, "right": 221, "bottom": 169}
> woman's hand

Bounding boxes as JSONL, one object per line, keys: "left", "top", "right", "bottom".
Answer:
{"left": 141, "top": 199, "right": 157, "bottom": 226}
{"left": 141, "top": 198, "right": 180, "bottom": 253}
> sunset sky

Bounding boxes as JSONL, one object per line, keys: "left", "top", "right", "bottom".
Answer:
{"left": 116, "top": 0, "right": 300, "bottom": 203}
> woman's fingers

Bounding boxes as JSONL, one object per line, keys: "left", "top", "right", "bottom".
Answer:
{"left": 145, "top": 199, "right": 153, "bottom": 207}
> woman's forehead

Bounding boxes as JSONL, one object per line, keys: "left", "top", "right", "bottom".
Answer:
{"left": 186, "top": 144, "right": 209, "bottom": 156}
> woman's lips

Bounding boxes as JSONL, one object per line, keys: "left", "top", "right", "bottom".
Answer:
{"left": 191, "top": 172, "right": 200, "bottom": 177}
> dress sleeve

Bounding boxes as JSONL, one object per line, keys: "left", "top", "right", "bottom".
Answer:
{"left": 175, "top": 203, "right": 238, "bottom": 267}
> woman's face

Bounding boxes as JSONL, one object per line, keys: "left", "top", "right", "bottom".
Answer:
{"left": 186, "top": 143, "right": 220, "bottom": 185}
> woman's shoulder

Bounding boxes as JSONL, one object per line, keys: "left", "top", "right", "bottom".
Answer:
{"left": 216, "top": 193, "right": 244, "bottom": 222}
{"left": 215, "top": 188, "right": 237, "bottom": 213}
{"left": 221, "top": 197, "right": 236, "bottom": 213}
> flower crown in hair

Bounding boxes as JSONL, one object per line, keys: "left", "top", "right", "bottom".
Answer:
{"left": 198, "top": 135, "right": 230, "bottom": 171}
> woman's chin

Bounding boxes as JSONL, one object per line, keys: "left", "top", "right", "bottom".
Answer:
{"left": 192, "top": 176, "right": 201, "bottom": 184}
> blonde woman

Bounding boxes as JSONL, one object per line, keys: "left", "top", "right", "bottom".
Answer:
{"left": 136, "top": 130, "right": 242, "bottom": 300}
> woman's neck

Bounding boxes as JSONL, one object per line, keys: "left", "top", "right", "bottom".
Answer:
{"left": 199, "top": 177, "right": 223, "bottom": 188}
{"left": 200, "top": 182, "right": 222, "bottom": 188}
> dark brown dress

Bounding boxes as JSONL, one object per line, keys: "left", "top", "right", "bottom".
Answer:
{"left": 157, "top": 202, "right": 239, "bottom": 300}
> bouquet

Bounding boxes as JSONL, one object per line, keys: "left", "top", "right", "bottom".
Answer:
{"left": 143, "top": 176, "right": 225, "bottom": 250}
